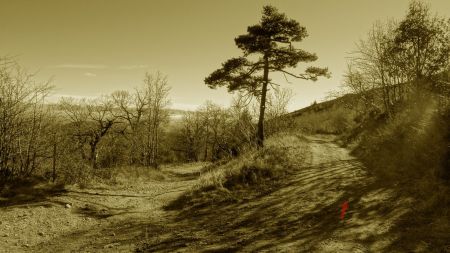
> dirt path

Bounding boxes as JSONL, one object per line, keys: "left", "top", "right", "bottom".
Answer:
{"left": 0, "top": 163, "right": 206, "bottom": 253}
{"left": 1, "top": 136, "right": 422, "bottom": 252}
{"left": 140, "top": 135, "right": 416, "bottom": 252}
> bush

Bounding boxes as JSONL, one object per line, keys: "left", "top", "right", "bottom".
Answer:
{"left": 194, "top": 144, "right": 293, "bottom": 192}
{"left": 58, "top": 157, "right": 93, "bottom": 188}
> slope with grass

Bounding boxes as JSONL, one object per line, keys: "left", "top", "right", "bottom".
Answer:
{"left": 290, "top": 88, "right": 450, "bottom": 251}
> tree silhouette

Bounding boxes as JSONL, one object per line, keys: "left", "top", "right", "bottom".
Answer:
{"left": 205, "top": 6, "right": 329, "bottom": 147}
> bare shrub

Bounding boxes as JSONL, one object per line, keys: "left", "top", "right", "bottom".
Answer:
{"left": 0, "top": 59, "right": 52, "bottom": 190}
{"left": 265, "top": 87, "right": 295, "bottom": 136}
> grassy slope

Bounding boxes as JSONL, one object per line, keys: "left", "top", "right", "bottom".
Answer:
{"left": 290, "top": 95, "right": 358, "bottom": 135}
{"left": 291, "top": 91, "right": 450, "bottom": 250}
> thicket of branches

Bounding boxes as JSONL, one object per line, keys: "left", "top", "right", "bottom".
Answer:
{"left": 0, "top": 59, "right": 52, "bottom": 190}
{"left": 343, "top": 0, "right": 450, "bottom": 118}
{"left": 171, "top": 87, "right": 293, "bottom": 163}
{"left": 58, "top": 72, "right": 171, "bottom": 173}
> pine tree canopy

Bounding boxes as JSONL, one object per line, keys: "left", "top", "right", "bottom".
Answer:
{"left": 205, "top": 5, "right": 330, "bottom": 95}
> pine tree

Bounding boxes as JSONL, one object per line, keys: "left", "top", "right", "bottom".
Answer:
{"left": 205, "top": 6, "right": 329, "bottom": 147}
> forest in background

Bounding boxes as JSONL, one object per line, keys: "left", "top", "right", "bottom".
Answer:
{"left": 0, "top": 58, "right": 296, "bottom": 190}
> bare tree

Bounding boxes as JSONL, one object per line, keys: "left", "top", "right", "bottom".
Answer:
{"left": 59, "top": 96, "right": 118, "bottom": 168}
{"left": 227, "top": 94, "right": 257, "bottom": 153}
{"left": 345, "top": 1, "right": 450, "bottom": 119}
{"left": 198, "top": 101, "right": 230, "bottom": 161}
{"left": 394, "top": 0, "right": 450, "bottom": 83}
{"left": 266, "top": 87, "right": 293, "bottom": 119}
{"left": 111, "top": 89, "right": 147, "bottom": 164}
{"left": 142, "top": 72, "right": 171, "bottom": 168}
{"left": 347, "top": 21, "right": 402, "bottom": 117}
{"left": 342, "top": 63, "right": 381, "bottom": 115}
{"left": 265, "top": 87, "right": 294, "bottom": 135}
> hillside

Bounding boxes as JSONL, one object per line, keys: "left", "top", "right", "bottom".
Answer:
{"left": 290, "top": 88, "right": 450, "bottom": 251}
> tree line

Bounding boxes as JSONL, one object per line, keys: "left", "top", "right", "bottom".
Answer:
{"left": 0, "top": 56, "right": 293, "bottom": 188}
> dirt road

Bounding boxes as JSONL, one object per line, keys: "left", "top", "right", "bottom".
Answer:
{"left": 1, "top": 136, "right": 421, "bottom": 252}
{"left": 140, "top": 135, "right": 415, "bottom": 252}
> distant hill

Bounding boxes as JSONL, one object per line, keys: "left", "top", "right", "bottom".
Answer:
{"left": 289, "top": 93, "right": 357, "bottom": 118}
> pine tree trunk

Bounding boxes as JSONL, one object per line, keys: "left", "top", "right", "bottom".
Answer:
{"left": 257, "top": 54, "right": 269, "bottom": 148}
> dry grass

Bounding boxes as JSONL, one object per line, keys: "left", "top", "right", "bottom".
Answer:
{"left": 294, "top": 106, "right": 356, "bottom": 135}
{"left": 81, "top": 166, "right": 168, "bottom": 189}
{"left": 165, "top": 132, "right": 309, "bottom": 210}
{"left": 194, "top": 146, "right": 289, "bottom": 191}
{"left": 354, "top": 95, "right": 448, "bottom": 181}
{"left": 196, "top": 133, "right": 308, "bottom": 191}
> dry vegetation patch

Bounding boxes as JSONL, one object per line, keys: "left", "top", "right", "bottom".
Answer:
{"left": 165, "top": 132, "right": 310, "bottom": 210}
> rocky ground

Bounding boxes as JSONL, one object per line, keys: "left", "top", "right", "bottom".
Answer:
{"left": 0, "top": 163, "right": 205, "bottom": 253}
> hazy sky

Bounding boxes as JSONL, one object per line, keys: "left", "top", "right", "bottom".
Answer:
{"left": 1, "top": 0, "right": 449, "bottom": 110}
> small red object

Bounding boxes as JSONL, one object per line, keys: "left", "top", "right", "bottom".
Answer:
{"left": 340, "top": 201, "right": 349, "bottom": 220}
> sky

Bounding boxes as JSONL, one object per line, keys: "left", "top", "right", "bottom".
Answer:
{"left": 1, "top": 0, "right": 449, "bottom": 111}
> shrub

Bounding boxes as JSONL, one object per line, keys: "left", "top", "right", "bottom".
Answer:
{"left": 58, "top": 156, "right": 93, "bottom": 188}
{"left": 194, "top": 143, "right": 293, "bottom": 192}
